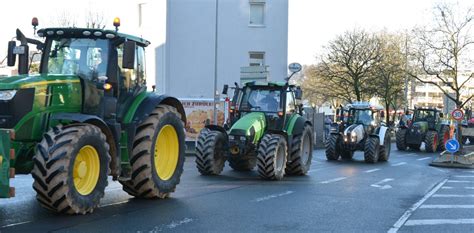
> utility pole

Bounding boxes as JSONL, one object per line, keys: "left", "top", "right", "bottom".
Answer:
{"left": 404, "top": 31, "right": 409, "bottom": 110}
{"left": 213, "top": 0, "right": 219, "bottom": 124}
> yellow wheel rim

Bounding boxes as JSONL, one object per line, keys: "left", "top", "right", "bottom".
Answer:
{"left": 73, "top": 145, "right": 100, "bottom": 195}
{"left": 154, "top": 124, "right": 179, "bottom": 181}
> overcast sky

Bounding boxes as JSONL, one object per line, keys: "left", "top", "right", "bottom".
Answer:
{"left": 0, "top": 0, "right": 471, "bottom": 65}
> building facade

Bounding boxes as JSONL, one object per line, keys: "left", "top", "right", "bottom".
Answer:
{"left": 134, "top": 0, "right": 289, "bottom": 98}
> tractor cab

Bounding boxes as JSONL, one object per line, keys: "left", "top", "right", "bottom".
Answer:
{"left": 343, "top": 103, "right": 384, "bottom": 133}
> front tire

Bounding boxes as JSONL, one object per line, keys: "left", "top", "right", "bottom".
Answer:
{"left": 195, "top": 128, "right": 227, "bottom": 175}
{"left": 32, "top": 124, "right": 110, "bottom": 214}
{"left": 364, "top": 136, "right": 380, "bottom": 163}
{"left": 395, "top": 128, "right": 407, "bottom": 151}
{"left": 425, "top": 130, "right": 438, "bottom": 153}
{"left": 120, "top": 105, "right": 185, "bottom": 199}
{"left": 325, "top": 134, "right": 341, "bottom": 161}
{"left": 379, "top": 131, "right": 391, "bottom": 162}
{"left": 286, "top": 125, "right": 313, "bottom": 175}
{"left": 257, "top": 134, "right": 287, "bottom": 180}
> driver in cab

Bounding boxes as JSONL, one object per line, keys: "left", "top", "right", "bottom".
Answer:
{"left": 260, "top": 91, "right": 279, "bottom": 112}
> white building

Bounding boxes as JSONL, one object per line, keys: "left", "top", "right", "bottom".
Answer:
{"left": 133, "top": 0, "right": 289, "bottom": 98}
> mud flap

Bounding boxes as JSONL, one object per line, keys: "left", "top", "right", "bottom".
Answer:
{"left": 0, "top": 129, "right": 12, "bottom": 198}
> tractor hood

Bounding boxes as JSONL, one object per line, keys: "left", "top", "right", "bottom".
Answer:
{"left": 229, "top": 112, "right": 266, "bottom": 143}
{"left": 0, "top": 74, "right": 80, "bottom": 90}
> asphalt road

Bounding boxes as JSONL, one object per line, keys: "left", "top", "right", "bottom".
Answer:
{"left": 1, "top": 144, "right": 473, "bottom": 233}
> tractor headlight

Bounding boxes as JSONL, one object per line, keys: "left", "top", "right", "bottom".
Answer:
{"left": 0, "top": 90, "right": 17, "bottom": 101}
{"left": 240, "top": 136, "right": 246, "bottom": 141}
{"left": 351, "top": 132, "right": 357, "bottom": 142}
{"left": 228, "top": 135, "right": 235, "bottom": 140}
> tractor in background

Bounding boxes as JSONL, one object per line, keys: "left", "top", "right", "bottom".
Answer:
{"left": 195, "top": 63, "right": 313, "bottom": 180}
{"left": 326, "top": 103, "right": 391, "bottom": 163}
{"left": 396, "top": 108, "right": 449, "bottom": 152}
{"left": 0, "top": 18, "right": 186, "bottom": 214}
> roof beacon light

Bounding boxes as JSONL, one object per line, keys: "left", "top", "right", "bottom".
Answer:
{"left": 113, "top": 17, "right": 121, "bottom": 31}
{"left": 32, "top": 17, "right": 39, "bottom": 34}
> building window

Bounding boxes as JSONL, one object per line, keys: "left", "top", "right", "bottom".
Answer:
{"left": 249, "top": 1, "right": 265, "bottom": 26}
{"left": 249, "top": 52, "right": 265, "bottom": 66}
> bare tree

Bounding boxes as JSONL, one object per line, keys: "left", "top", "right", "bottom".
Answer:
{"left": 409, "top": 3, "right": 474, "bottom": 150}
{"left": 85, "top": 9, "right": 106, "bottom": 29}
{"left": 51, "top": 10, "right": 77, "bottom": 27}
{"left": 372, "top": 33, "right": 406, "bottom": 124}
{"left": 319, "top": 29, "right": 383, "bottom": 102}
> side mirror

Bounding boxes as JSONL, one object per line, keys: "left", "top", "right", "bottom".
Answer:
{"left": 294, "top": 87, "right": 303, "bottom": 100}
{"left": 122, "top": 41, "right": 136, "bottom": 69}
{"left": 222, "top": 84, "right": 229, "bottom": 95}
{"left": 7, "top": 41, "right": 16, "bottom": 67}
{"left": 439, "top": 112, "right": 444, "bottom": 118}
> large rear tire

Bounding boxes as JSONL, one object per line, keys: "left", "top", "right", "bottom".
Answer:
{"left": 425, "top": 130, "right": 438, "bottom": 153}
{"left": 257, "top": 134, "right": 287, "bottom": 180}
{"left": 32, "top": 124, "right": 110, "bottom": 214}
{"left": 286, "top": 125, "right": 313, "bottom": 175}
{"left": 120, "top": 105, "right": 185, "bottom": 199}
{"left": 325, "top": 134, "right": 341, "bottom": 161}
{"left": 364, "top": 136, "right": 380, "bottom": 163}
{"left": 395, "top": 128, "right": 407, "bottom": 151}
{"left": 379, "top": 132, "right": 391, "bottom": 162}
{"left": 195, "top": 128, "right": 227, "bottom": 175}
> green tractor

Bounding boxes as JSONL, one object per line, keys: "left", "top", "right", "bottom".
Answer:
{"left": 396, "top": 108, "right": 449, "bottom": 152}
{"left": 0, "top": 20, "right": 186, "bottom": 214}
{"left": 195, "top": 63, "right": 313, "bottom": 180}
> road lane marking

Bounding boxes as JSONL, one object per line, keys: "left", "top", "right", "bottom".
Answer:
{"left": 0, "top": 221, "right": 32, "bottom": 228}
{"left": 404, "top": 219, "right": 474, "bottom": 226}
{"left": 417, "top": 157, "right": 431, "bottom": 161}
{"left": 447, "top": 180, "right": 472, "bottom": 183}
{"left": 391, "top": 162, "right": 406, "bottom": 167}
{"left": 320, "top": 177, "right": 347, "bottom": 184}
{"left": 254, "top": 191, "right": 294, "bottom": 202}
{"left": 365, "top": 168, "right": 381, "bottom": 173}
{"left": 387, "top": 179, "right": 447, "bottom": 233}
{"left": 99, "top": 200, "right": 129, "bottom": 207}
{"left": 441, "top": 186, "right": 453, "bottom": 189}
{"left": 433, "top": 194, "right": 474, "bottom": 197}
{"left": 150, "top": 218, "right": 195, "bottom": 232}
{"left": 371, "top": 178, "right": 394, "bottom": 190}
{"left": 454, "top": 175, "right": 474, "bottom": 178}
{"left": 421, "top": 205, "right": 474, "bottom": 209}
{"left": 466, "top": 187, "right": 474, "bottom": 189}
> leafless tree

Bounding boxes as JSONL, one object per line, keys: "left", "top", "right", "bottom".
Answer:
{"left": 85, "top": 9, "right": 106, "bottom": 29}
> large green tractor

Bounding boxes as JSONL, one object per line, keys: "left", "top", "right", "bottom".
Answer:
{"left": 396, "top": 108, "right": 449, "bottom": 152}
{"left": 195, "top": 63, "right": 313, "bottom": 180}
{"left": 0, "top": 21, "right": 186, "bottom": 214}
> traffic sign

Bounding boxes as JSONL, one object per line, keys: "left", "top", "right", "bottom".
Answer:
{"left": 451, "top": 109, "right": 464, "bottom": 121}
{"left": 445, "top": 139, "right": 460, "bottom": 153}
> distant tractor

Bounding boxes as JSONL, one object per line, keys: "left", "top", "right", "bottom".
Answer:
{"left": 325, "top": 103, "right": 391, "bottom": 163}
{"left": 0, "top": 19, "right": 186, "bottom": 214}
{"left": 396, "top": 108, "right": 449, "bottom": 152}
{"left": 195, "top": 63, "right": 313, "bottom": 180}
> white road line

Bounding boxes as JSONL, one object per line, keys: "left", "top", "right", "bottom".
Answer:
{"left": 365, "top": 168, "right": 381, "bottom": 173}
{"left": 99, "top": 200, "right": 129, "bottom": 207}
{"left": 466, "top": 187, "right": 474, "bottom": 189}
{"left": 254, "top": 191, "right": 294, "bottom": 202}
{"left": 371, "top": 178, "right": 394, "bottom": 190}
{"left": 404, "top": 219, "right": 474, "bottom": 226}
{"left": 433, "top": 194, "right": 474, "bottom": 197}
{"left": 417, "top": 157, "right": 431, "bottom": 161}
{"left": 0, "top": 221, "right": 32, "bottom": 228}
{"left": 454, "top": 175, "right": 474, "bottom": 178}
{"left": 421, "top": 205, "right": 474, "bottom": 209}
{"left": 405, "top": 153, "right": 416, "bottom": 156}
{"left": 441, "top": 186, "right": 453, "bottom": 189}
{"left": 447, "top": 180, "right": 472, "bottom": 183}
{"left": 320, "top": 177, "right": 347, "bottom": 184}
{"left": 391, "top": 162, "right": 407, "bottom": 167}
{"left": 387, "top": 179, "right": 448, "bottom": 233}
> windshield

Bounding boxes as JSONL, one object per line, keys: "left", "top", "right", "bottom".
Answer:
{"left": 239, "top": 87, "right": 282, "bottom": 112}
{"left": 413, "top": 110, "right": 436, "bottom": 122}
{"left": 45, "top": 38, "right": 109, "bottom": 78}
{"left": 348, "top": 108, "right": 373, "bottom": 125}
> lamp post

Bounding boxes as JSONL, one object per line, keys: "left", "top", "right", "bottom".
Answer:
{"left": 213, "top": 0, "right": 219, "bottom": 124}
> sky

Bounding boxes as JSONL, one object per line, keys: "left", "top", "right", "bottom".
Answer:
{"left": 0, "top": 0, "right": 471, "bottom": 66}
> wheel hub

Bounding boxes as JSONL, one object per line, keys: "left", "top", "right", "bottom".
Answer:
{"left": 154, "top": 124, "right": 179, "bottom": 181}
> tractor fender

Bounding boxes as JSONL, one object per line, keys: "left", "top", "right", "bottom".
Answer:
{"left": 205, "top": 125, "right": 228, "bottom": 138}
{"left": 374, "top": 126, "right": 389, "bottom": 146}
{"left": 287, "top": 115, "right": 312, "bottom": 136}
{"left": 130, "top": 93, "right": 186, "bottom": 125}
